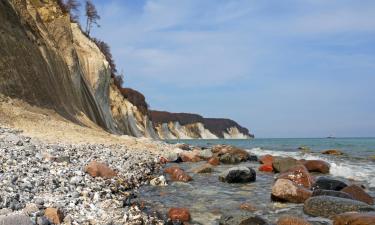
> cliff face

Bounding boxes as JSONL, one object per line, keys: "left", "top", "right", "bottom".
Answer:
{"left": 150, "top": 111, "right": 253, "bottom": 139}
{"left": 0, "top": 0, "right": 154, "bottom": 138}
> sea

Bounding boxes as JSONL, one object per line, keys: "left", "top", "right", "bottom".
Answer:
{"left": 139, "top": 138, "right": 375, "bottom": 224}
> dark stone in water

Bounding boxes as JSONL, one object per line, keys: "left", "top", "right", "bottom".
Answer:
{"left": 303, "top": 196, "right": 374, "bottom": 218}
{"left": 219, "top": 212, "right": 269, "bottom": 225}
{"left": 312, "top": 177, "right": 348, "bottom": 191}
{"left": 312, "top": 189, "right": 353, "bottom": 200}
{"left": 172, "top": 157, "right": 183, "bottom": 163}
{"left": 248, "top": 155, "right": 258, "bottom": 162}
{"left": 219, "top": 167, "right": 256, "bottom": 183}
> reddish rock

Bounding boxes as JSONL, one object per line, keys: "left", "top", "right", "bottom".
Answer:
{"left": 180, "top": 151, "right": 202, "bottom": 162}
{"left": 277, "top": 216, "right": 312, "bottom": 225}
{"left": 322, "top": 149, "right": 344, "bottom": 155}
{"left": 160, "top": 157, "right": 168, "bottom": 164}
{"left": 191, "top": 164, "right": 213, "bottom": 173}
{"left": 271, "top": 179, "right": 312, "bottom": 203}
{"left": 164, "top": 166, "right": 192, "bottom": 182}
{"left": 168, "top": 208, "right": 191, "bottom": 222}
{"left": 45, "top": 208, "right": 64, "bottom": 224}
{"left": 259, "top": 164, "right": 273, "bottom": 172}
{"left": 333, "top": 212, "right": 375, "bottom": 225}
{"left": 212, "top": 145, "right": 250, "bottom": 162}
{"left": 177, "top": 143, "right": 191, "bottom": 150}
{"left": 260, "top": 154, "right": 274, "bottom": 165}
{"left": 84, "top": 161, "right": 117, "bottom": 179}
{"left": 277, "top": 165, "right": 314, "bottom": 189}
{"left": 239, "top": 203, "right": 257, "bottom": 212}
{"left": 304, "top": 160, "right": 330, "bottom": 174}
{"left": 341, "top": 185, "right": 374, "bottom": 205}
{"left": 208, "top": 157, "right": 220, "bottom": 166}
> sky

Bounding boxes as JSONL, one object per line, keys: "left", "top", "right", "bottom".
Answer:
{"left": 77, "top": 0, "right": 375, "bottom": 138}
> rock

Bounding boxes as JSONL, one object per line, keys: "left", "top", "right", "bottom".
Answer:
{"left": 191, "top": 164, "right": 213, "bottom": 173}
{"left": 45, "top": 208, "right": 64, "bottom": 224}
{"left": 259, "top": 164, "right": 273, "bottom": 172}
{"left": 176, "top": 144, "right": 191, "bottom": 151}
{"left": 303, "top": 196, "right": 374, "bottom": 218}
{"left": 219, "top": 167, "right": 256, "bottom": 183}
{"left": 150, "top": 176, "right": 167, "bottom": 186}
{"left": 213, "top": 145, "right": 250, "bottom": 163}
{"left": 160, "top": 157, "right": 168, "bottom": 164}
{"left": 322, "top": 149, "right": 344, "bottom": 155}
{"left": 168, "top": 208, "right": 190, "bottom": 222}
{"left": 196, "top": 149, "right": 213, "bottom": 159}
{"left": 312, "top": 189, "right": 353, "bottom": 200}
{"left": 313, "top": 177, "right": 348, "bottom": 191}
{"left": 272, "top": 157, "right": 301, "bottom": 173}
{"left": 277, "top": 165, "right": 314, "bottom": 188}
{"left": 271, "top": 179, "right": 312, "bottom": 203}
{"left": 341, "top": 185, "right": 374, "bottom": 205}
{"left": 0, "top": 214, "right": 33, "bottom": 225}
{"left": 260, "top": 154, "right": 274, "bottom": 165}
{"left": 23, "top": 203, "right": 39, "bottom": 216}
{"left": 248, "top": 154, "right": 258, "bottom": 162}
{"left": 220, "top": 153, "right": 242, "bottom": 164}
{"left": 84, "top": 161, "right": 117, "bottom": 179}
{"left": 277, "top": 216, "right": 312, "bottom": 225}
{"left": 37, "top": 216, "right": 50, "bottom": 225}
{"left": 208, "top": 157, "right": 220, "bottom": 166}
{"left": 219, "top": 212, "right": 269, "bottom": 225}
{"left": 180, "top": 151, "right": 202, "bottom": 162}
{"left": 303, "top": 160, "right": 330, "bottom": 174}
{"left": 333, "top": 212, "right": 375, "bottom": 225}
{"left": 239, "top": 203, "right": 257, "bottom": 212}
{"left": 164, "top": 166, "right": 192, "bottom": 182}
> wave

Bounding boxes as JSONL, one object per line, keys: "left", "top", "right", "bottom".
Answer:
{"left": 247, "top": 147, "right": 375, "bottom": 188}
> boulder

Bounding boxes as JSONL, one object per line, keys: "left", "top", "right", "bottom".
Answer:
{"left": 84, "top": 161, "right": 117, "bottom": 179}
{"left": 0, "top": 214, "right": 33, "bottom": 225}
{"left": 333, "top": 212, "right": 375, "bottom": 225}
{"left": 195, "top": 149, "right": 213, "bottom": 159}
{"left": 259, "top": 164, "right": 273, "bottom": 172}
{"left": 277, "top": 216, "right": 312, "bottom": 225}
{"left": 176, "top": 143, "right": 191, "bottom": 151}
{"left": 260, "top": 154, "right": 274, "bottom": 165}
{"left": 304, "top": 160, "right": 330, "bottom": 174}
{"left": 303, "top": 196, "right": 374, "bottom": 218}
{"left": 150, "top": 176, "right": 167, "bottom": 186}
{"left": 208, "top": 157, "right": 220, "bottom": 166}
{"left": 191, "top": 164, "right": 213, "bottom": 173}
{"left": 180, "top": 151, "right": 202, "bottom": 162}
{"left": 219, "top": 212, "right": 269, "bottom": 225}
{"left": 313, "top": 177, "right": 347, "bottom": 191}
{"left": 277, "top": 165, "right": 314, "bottom": 189}
{"left": 45, "top": 208, "right": 64, "bottom": 224}
{"left": 164, "top": 166, "right": 192, "bottom": 182}
{"left": 213, "top": 145, "right": 250, "bottom": 163}
{"left": 220, "top": 153, "right": 242, "bottom": 164}
{"left": 272, "top": 157, "right": 301, "bottom": 173}
{"left": 341, "top": 185, "right": 374, "bottom": 205}
{"left": 322, "top": 149, "right": 344, "bottom": 155}
{"left": 168, "top": 208, "right": 190, "bottom": 222}
{"left": 219, "top": 167, "right": 256, "bottom": 183}
{"left": 271, "top": 179, "right": 312, "bottom": 203}
{"left": 312, "top": 189, "right": 353, "bottom": 200}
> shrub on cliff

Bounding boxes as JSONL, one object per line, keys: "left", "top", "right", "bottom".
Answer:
{"left": 119, "top": 88, "right": 149, "bottom": 115}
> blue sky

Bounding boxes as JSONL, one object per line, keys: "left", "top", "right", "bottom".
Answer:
{"left": 78, "top": 0, "right": 375, "bottom": 137}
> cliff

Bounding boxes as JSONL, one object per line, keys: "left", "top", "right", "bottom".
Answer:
{"left": 0, "top": 0, "right": 157, "bottom": 138}
{"left": 150, "top": 110, "right": 254, "bottom": 139}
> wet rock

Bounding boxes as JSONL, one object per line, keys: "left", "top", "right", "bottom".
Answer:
{"left": 180, "top": 151, "right": 202, "bottom": 162}
{"left": 84, "top": 160, "right": 117, "bottom": 179}
{"left": 168, "top": 208, "right": 190, "bottom": 222}
{"left": 208, "top": 157, "right": 220, "bottom": 166}
{"left": 150, "top": 176, "right": 168, "bottom": 186}
{"left": 312, "top": 189, "right": 353, "bottom": 200}
{"left": 219, "top": 212, "right": 269, "bottom": 225}
{"left": 341, "top": 184, "right": 374, "bottom": 205}
{"left": 259, "top": 164, "right": 273, "bottom": 172}
{"left": 213, "top": 145, "right": 250, "bottom": 163}
{"left": 164, "top": 167, "right": 192, "bottom": 182}
{"left": 277, "top": 216, "right": 312, "bottom": 225}
{"left": 277, "top": 165, "right": 314, "bottom": 188}
{"left": 196, "top": 149, "right": 213, "bottom": 159}
{"left": 37, "top": 216, "right": 50, "bottom": 225}
{"left": 333, "top": 212, "right": 375, "bottom": 225}
{"left": 239, "top": 203, "right": 257, "bottom": 212}
{"left": 260, "top": 154, "right": 274, "bottom": 165}
{"left": 248, "top": 154, "right": 258, "bottom": 162}
{"left": 272, "top": 157, "right": 301, "bottom": 173}
{"left": 0, "top": 214, "right": 33, "bottom": 225}
{"left": 321, "top": 149, "right": 344, "bottom": 155}
{"left": 303, "top": 196, "right": 375, "bottom": 218}
{"left": 191, "top": 164, "right": 213, "bottom": 173}
{"left": 160, "top": 157, "right": 168, "bottom": 164}
{"left": 219, "top": 167, "right": 256, "bottom": 183}
{"left": 303, "top": 160, "right": 330, "bottom": 174}
{"left": 313, "top": 177, "right": 348, "bottom": 191}
{"left": 44, "top": 208, "right": 64, "bottom": 224}
{"left": 220, "top": 153, "right": 242, "bottom": 164}
{"left": 271, "top": 179, "right": 312, "bottom": 203}
{"left": 176, "top": 143, "right": 191, "bottom": 151}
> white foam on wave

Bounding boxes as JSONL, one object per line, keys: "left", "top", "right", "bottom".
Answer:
{"left": 247, "top": 147, "right": 375, "bottom": 188}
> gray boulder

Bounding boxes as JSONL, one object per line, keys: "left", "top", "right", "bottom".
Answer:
{"left": 219, "top": 167, "right": 256, "bottom": 183}
{"left": 0, "top": 214, "right": 33, "bottom": 225}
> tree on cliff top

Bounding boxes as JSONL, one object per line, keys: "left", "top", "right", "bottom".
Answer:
{"left": 65, "top": 0, "right": 81, "bottom": 22}
{"left": 85, "top": 0, "right": 100, "bottom": 35}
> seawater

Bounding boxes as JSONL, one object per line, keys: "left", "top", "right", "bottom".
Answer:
{"left": 138, "top": 138, "right": 375, "bottom": 224}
